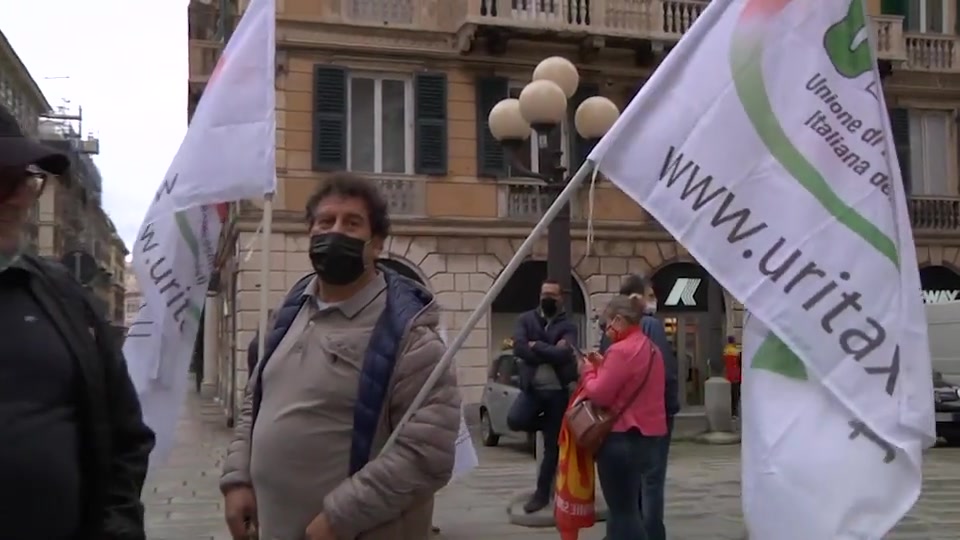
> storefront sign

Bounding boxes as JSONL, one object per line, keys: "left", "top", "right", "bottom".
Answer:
{"left": 922, "top": 289, "right": 960, "bottom": 304}
{"left": 919, "top": 266, "right": 960, "bottom": 305}
{"left": 652, "top": 262, "right": 712, "bottom": 313}
{"left": 664, "top": 277, "right": 702, "bottom": 307}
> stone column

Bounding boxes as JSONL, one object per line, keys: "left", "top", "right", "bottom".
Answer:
{"left": 201, "top": 293, "right": 219, "bottom": 398}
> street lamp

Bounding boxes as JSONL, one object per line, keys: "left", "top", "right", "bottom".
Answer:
{"left": 488, "top": 56, "right": 619, "bottom": 312}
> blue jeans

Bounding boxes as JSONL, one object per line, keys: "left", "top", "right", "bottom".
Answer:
{"left": 639, "top": 415, "right": 674, "bottom": 540}
{"left": 507, "top": 388, "right": 569, "bottom": 497}
{"left": 596, "top": 430, "right": 662, "bottom": 540}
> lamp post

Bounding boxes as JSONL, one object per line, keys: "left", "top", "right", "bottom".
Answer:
{"left": 488, "top": 57, "right": 620, "bottom": 311}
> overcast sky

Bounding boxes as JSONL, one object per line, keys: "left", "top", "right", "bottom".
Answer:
{"left": 1, "top": 0, "right": 188, "bottom": 250}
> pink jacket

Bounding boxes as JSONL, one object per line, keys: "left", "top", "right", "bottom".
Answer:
{"left": 581, "top": 329, "right": 667, "bottom": 436}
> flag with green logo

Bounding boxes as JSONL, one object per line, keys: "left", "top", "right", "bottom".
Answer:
{"left": 588, "top": 0, "right": 934, "bottom": 537}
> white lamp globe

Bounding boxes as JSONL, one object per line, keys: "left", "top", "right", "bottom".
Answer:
{"left": 518, "top": 80, "right": 567, "bottom": 126}
{"left": 532, "top": 56, "right": 579, "bottom": 99}
{"left": 488, "top": 98, "right": 531, "bottom": 141}
{"left": 575, "top": 96, "right": 620, "bottom": 139}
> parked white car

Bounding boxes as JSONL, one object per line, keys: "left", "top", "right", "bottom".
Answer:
{"left": 479, "top": 351, "right": 535, "bottom": 453}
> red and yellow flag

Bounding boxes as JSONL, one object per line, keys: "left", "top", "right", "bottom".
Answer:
{"left": 554, "top": 384, "right": 596, "bottom": 540}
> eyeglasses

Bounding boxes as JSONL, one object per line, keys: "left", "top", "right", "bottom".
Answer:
{"left": 0, "top": 167, "right": 47, "bottom": 202}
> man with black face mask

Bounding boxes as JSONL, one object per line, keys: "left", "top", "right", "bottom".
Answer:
{"left": 221, "top": 173, "right": 460, "bottom": 540}
{"left": 507, "top": 279, "right": 578, "bottom": 514}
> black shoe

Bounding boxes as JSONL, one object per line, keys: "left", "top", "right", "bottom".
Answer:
{"left": 523, "top": 493, "right": 550, "bottom": 514}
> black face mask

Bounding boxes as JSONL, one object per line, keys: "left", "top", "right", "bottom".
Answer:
{"left": 540, "top": 297, "right": 558, "bottom": 317}
{"left": 309, "top": 232, "right": 367, "bottom": 286}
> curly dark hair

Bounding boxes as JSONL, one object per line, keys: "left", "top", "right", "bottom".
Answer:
{"left": 304, "top": 172, "right": 391, "bottom": 239}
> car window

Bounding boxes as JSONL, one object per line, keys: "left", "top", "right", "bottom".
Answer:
{"left": 493, "top": 354, "right": 519, "bottom": 385}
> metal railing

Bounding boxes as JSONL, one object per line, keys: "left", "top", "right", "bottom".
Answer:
{"left": 497, "top": 180, "right": 581, "bottom": 220}
{"left": 465, "top": 0, "right": 708, "bottom": 39}
{"left": 909, "top": 196, "right": 960, "bottom": 231}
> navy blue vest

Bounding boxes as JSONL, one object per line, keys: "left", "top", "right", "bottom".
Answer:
{"left": 249, "top": 269, "right": 432, "bottom": 474}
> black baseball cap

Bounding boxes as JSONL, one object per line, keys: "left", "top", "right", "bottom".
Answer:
{"left": 0, "top": 106, "right": 69, "bottom": 175}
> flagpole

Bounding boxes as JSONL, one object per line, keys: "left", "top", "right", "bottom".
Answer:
{"left": 256, "top": 192, "right": 274, "bottom": 361}
{"left": 378, "top": 159, "right": 596, "bottom": 455}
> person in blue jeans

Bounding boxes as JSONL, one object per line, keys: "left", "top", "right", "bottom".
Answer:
{"left": 508, "top": 279, "right": 579, "bottom": 514}
{"left": 599, "top": 274, "right": 679, "bottom": 540}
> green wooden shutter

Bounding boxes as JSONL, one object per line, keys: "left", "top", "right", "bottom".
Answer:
{"left": 956, "top": 0, "right": 960, "bottom": 34}
{"left": 312, "top": 66, "right": 347, "bottom": 172}
{"left": 414, "top": 72, "right": 448, "bottom": 175}
{"left": 889, "top": 108, "right": 911, "bottom": 194}
{"left": 880, "top": 0, "right": 906, "bottom": 15}
{"left": 476, "top": 76, "right": 509, "bottom": 178}
{"left": 567, "top": 82, "right": 601, "bottom": 173}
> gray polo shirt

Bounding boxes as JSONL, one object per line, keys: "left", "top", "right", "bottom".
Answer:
{"left": 250, "top": 273, "right": 387, "bottom": 540}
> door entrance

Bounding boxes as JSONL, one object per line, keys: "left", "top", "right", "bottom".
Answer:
{"left": 651, "top": 261, "right": 724, "bottom": 410}
{"left": 663, "top": 314, "right": 708, "bottom": 407}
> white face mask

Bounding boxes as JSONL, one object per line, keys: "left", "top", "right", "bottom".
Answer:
{"left": 644, "top": 300, "right": 657, "bottom": 315}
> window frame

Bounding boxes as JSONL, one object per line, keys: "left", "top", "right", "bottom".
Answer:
{"left": 907, "top": 0, "right": 948, "bottom": 33}
{"left": 907, "top": 108, "right": 954, "bottom": 196}
{"left": 507, "top": 81, "right": 570, "bottom": 176}
{"left": 345, "top": 72, "right": 415, "bottom": 175}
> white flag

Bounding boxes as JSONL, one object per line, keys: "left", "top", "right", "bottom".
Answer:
{"left": 589, "top": 0, "right": 934, "bottom": 537}
{"left": 124, "top": 0, "right": 276, "bottom": 463}
{"left": 438, "top": 324, "right": 480, "bottom": 480}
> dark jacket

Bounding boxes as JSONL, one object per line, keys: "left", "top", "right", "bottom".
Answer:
{"left": 511, "top": 309, "right": 578, "bottom": 391}
{"left": 20, "top": 255, "right": 155, "bottom": 540}
{"left": 600, "top": 315, "right": 680, "bottom": 416}
{"left": 247, "top": 269, "right": 434, "bottom": 475}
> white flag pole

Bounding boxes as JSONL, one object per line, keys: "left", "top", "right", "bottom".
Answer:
{"left": 256, "top": 193, "right": 274, "bottom": 360}
{"left": 378, "top": 160, "right": 596, "bottom": 455}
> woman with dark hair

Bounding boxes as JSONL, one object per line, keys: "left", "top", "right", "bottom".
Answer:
{"left": 582, "top": 295, "right": 667, "bottom": 540}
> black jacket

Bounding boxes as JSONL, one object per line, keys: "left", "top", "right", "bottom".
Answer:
{"left": 512, "top": 309, "right": 578, "bottom": 391}
{"left": 21, "top": 255, "right": 155, "bottom": 540}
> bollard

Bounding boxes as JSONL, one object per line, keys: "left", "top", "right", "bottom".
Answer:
{"left": 700, "top": 376, "right": 741, "bottom": 444}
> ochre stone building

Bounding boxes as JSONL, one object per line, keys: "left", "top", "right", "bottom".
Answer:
{"left": 189, "top": 0, "right": 960, "bottom": 421}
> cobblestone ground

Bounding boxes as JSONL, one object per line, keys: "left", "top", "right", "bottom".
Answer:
{"left": 144, "top": 392, "right": 960, "bottom": 539}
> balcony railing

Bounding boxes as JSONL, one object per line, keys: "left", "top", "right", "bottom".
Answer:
{"left": 498, "top": 180, "right": 581, "bottom": 220}
{"left": 905, "top": 33, "right": 958, "bottom": 72}
{"left": 871, "top": 15, "right": 960, "bottom": 72}
{"left": 465, "top": 0, "right": 708, "bottom": 40}
{"left": 872, "top": 15, "right": 906, "bottom": 61}
{"left": 375, "top": 175, "right": 426, "bottom": 217}
{"left": 909, "top": 196, "right": 960, "bottom": 232}
{"left": 310, "top": 0, "right": 428, "bottom": 28}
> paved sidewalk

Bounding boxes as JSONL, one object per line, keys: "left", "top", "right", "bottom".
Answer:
{"left": 144, "top": 392, "right": 960, "bottom": 539}
{"left": 143, "top": 394, "right": 232, "bottom": 540}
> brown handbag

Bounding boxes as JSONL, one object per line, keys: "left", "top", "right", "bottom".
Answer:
{"left": 566, "top": 347, "right": 655, "bottom": 454}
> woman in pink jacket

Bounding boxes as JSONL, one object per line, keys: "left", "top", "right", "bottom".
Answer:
{"left": 580, "top": 295, "right": 667, "bottom": 540}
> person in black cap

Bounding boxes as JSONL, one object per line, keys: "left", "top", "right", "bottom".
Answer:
{"left": 0, "top": 105, "right": 155, "bottom": 540}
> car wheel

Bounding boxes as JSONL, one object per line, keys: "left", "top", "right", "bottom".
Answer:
{"left": 480, "top": 408, "right": 500, "bottom": 447}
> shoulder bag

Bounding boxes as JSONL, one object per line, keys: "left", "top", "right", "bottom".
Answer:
{"left": 565, "top": 344, "right": 655, "bottom": 454}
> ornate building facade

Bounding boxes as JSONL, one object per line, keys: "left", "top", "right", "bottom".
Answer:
{"left": 189, "top": 0, "right": 960, "bottom": 421}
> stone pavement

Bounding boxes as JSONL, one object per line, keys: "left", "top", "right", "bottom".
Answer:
{"left": 145, "top": 392, "right": 960, "bottom": 539}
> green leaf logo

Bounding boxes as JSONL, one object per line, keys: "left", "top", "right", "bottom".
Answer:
{"left": 823, "top": 0, "right": 873, "bottom": 79}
